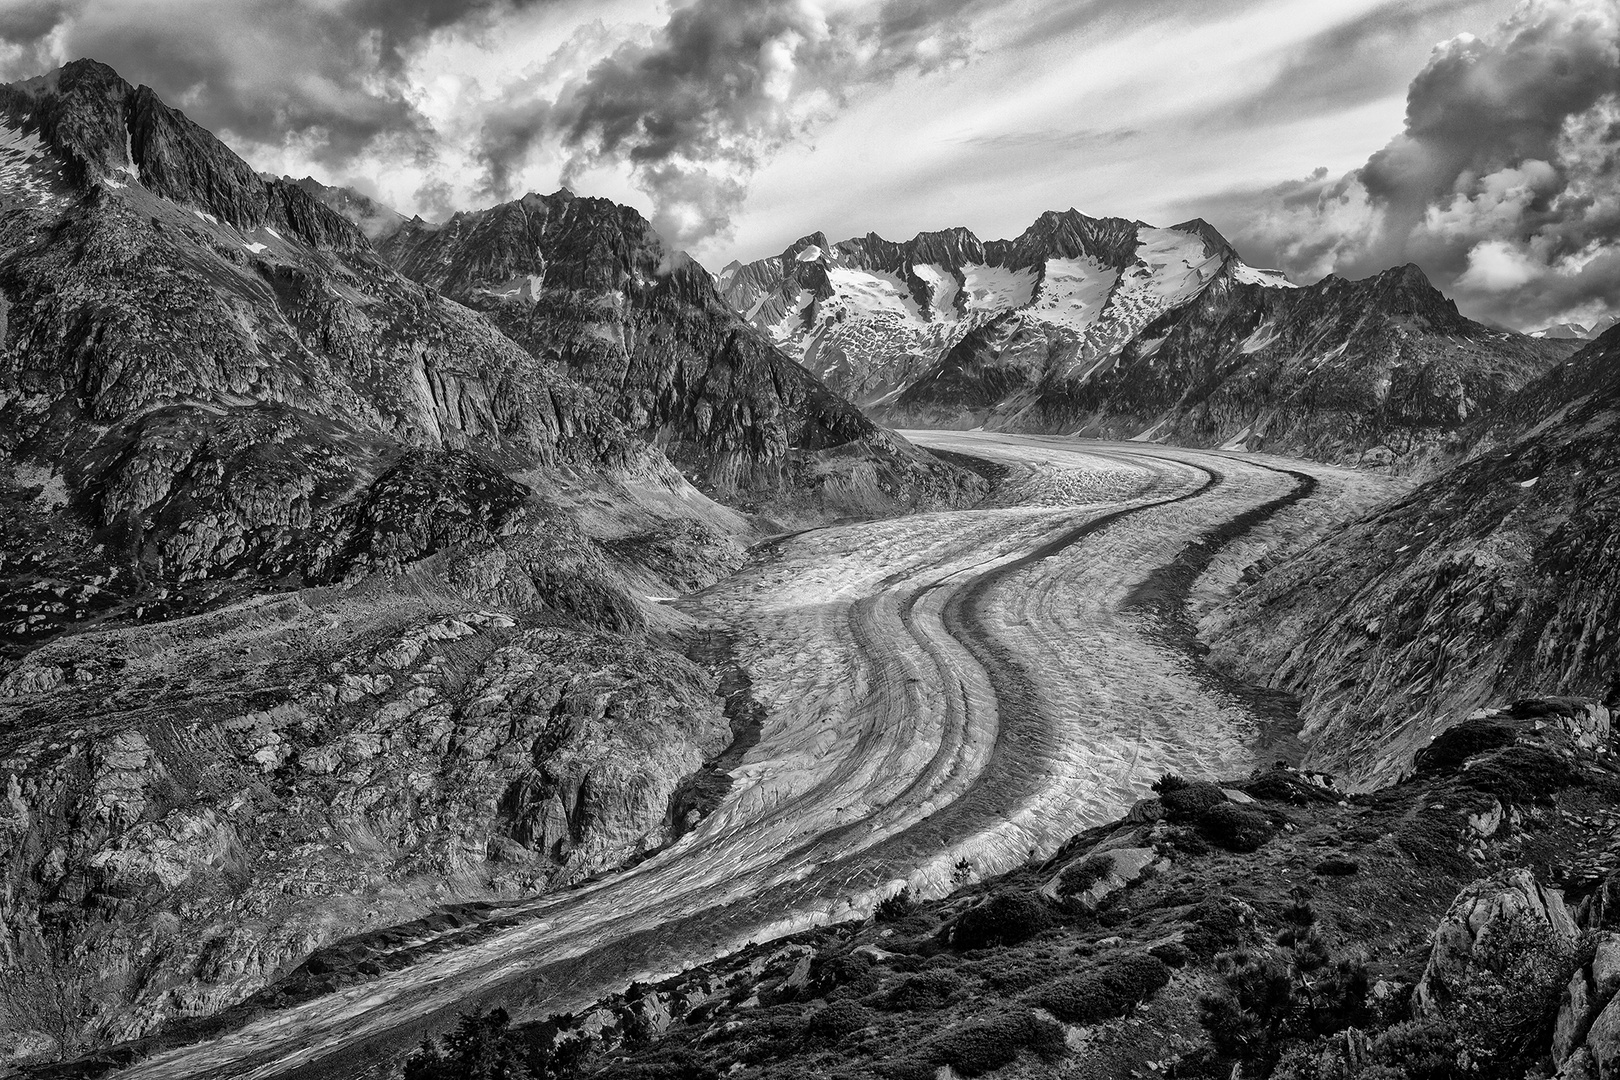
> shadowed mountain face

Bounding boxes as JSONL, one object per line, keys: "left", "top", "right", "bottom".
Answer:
{"left": 723, "top": 215, "right": 1569, "bottom": 471}
{"left": 0, "top": 59, "right": 643, "bottom": 661}
{"left": 1206, "top": 324, "right": 1620, "bottom": 788}
{"left": 378, "top": 192, "right": 981, "bottom": 510}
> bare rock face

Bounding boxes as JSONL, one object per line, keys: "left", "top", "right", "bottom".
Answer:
{"left": 0, "top": 59, "right": 643, "bottom": 664}
{"left": 1206, "top": 326, "right": 1620, "bottom": 787}
{"left": 0, "top": 597, "right": 729, "bottom": 1057}
{"left": 1415, "top": 868, "right": 1577, "bottom": 1014}
{"left": 379, "top": 192, "right": 985, "bottom": 514}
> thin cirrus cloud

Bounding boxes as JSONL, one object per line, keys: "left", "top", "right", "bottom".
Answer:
{"left": 5, "top": 0, "right": 1611, "bottom": 328}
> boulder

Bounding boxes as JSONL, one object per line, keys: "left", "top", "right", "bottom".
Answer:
{"left": 1415, "top": 869, "right": 1576, "bottom": 1013}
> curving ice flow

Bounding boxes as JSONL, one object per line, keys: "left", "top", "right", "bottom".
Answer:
{"left": 110, "top": 433, "right": 1387, "bottom": 1080}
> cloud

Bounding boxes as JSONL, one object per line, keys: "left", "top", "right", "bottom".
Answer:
{"left": 1229, "top": 0, "right": 1497, "bottom": 124}
{"left": 520, "top": 0, "right": 985, "bottom": 249}
{"left": 1201, "top": 0, "right": 1620, "bottom": 330}
{"left": 0, "top": 0, "right": 550, "bottom": 164}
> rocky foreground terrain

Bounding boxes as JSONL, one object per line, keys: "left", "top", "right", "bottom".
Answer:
{"left": 723, "top": 216, "right": 1569, "bottom": 471}
{"left": 379, "top": 698, "right": 1620, "bottom": 1080}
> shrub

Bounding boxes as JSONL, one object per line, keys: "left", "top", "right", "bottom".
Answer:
{"left": 1153, "top": 773, "right": 1190, "bottom": 795}
{"left": 1148, "top": 942, "right": 1192, "bottom": 968}
{"left": 959, "top": 953, "right": 1066, "bottom": 993}
{"left": 1313, "top": 857, "right": 1358, "bottom": 877}
{"left": 1184, "top": 897, "right": 1253, "bottom": 957}
{"left": 951, "top": 891, "right": 1053, "bottom": 951}
{"left": 804, "top": 1000, "right": 873, "bottom": 1041}
{"left": 1458, "top": 744, "right": 1578, "bottom": 804}
{"left": 1243, "top": 771, "right": 1339, "bottom": 806}
{"left": 1029, "top": 953, "right": 1171, "bottom": 1024}
{"left": 403, "top": 1007, "right": 593, "bottom": 1080}
{"left": 1443, "top": 909, "right": 1585, "bottom": 1073}
{"left": 808, "top": 951, "right": 878, "bottom": 998}
{"left": 874, "top": 887, "right": 916, "bottom": 923}
{"left": 1412, "top": 720, "right": 1518, "bottom": 776}
{"left": 879, "top": 970, "right": 967, "bottom": 1011}
{"left": 1058, "top": 854, "right": 1114, "bottom": 897}
{"left": 1198, "top": 803, "right": 1276, "bottom": 852}
{"left": 925, "top": 1009, "right": 1066, "bottom": 1076}
{"left": 1161, "top": 781, "right": 1227, "bottom": 821}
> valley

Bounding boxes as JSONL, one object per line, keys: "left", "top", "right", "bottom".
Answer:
{"left": 65, "top": 434, "right": 1393, "bottom": 1079}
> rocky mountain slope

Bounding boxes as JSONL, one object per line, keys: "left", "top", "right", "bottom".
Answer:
{"left": 378, "top": 193, "right": 980, "bottom": 514}
{"left": 724, "top": 215, "right": 1567, "bottom": 470}
{"left": 1204, "top": 324, "right": 1620, "bottom": 789}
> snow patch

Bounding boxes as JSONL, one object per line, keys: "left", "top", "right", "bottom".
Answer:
{"left": 1518, "top": 477, "right": 1539, "bottom": 488}
{"left": 795, "top": 245, "right": 826, "bottom": 262}
{"left": 0, "top": 121, "right": 67, "bottom": 210}
{"left": 826, "top": 267, "right": 923, "bottom": 323}
{"left": 191, "top": 209, "right": 220, "bottom": 225}
{"left": 961, "top": 263, "right": 1036, "bottom": 313}
{"left": 1027, "top": 255, "right": 1116, "bottom": 333}
{"left": 242, "top": 242, "right": 268, "bottom": 254}
{"left": 264, "top": 226, "right": 282, "bottom": 240}
{"left": 1232, "top": 262, "right": 1296, "bottom": 288}
{"left": 1239, "top": 321, "right": 1279, "bottom": 354}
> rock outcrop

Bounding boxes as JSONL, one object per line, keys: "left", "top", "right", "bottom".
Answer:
{"left": 1414, "top": 868, "right": 1577, "bottom": 1013}
{"left": 0, "top": 591, "right": 732, "bottom": 1058}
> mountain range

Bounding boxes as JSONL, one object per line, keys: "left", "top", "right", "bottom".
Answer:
{"left": 722, "top": 217, "right": 1571, "bottom": 469}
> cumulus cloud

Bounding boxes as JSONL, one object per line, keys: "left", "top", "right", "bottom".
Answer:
{"left": 0, "top": 0, "right": 555, "bottom": 163}
{"left": 1206, "top": 0, "right": 1620, "bottom": 330}
{"left": 1, "top": 0, "right": 986, "bottom": 250}
{"left": 533, "top": 0, "right": 982, "bottom": 248}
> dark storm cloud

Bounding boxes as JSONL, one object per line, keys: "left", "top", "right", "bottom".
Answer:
{"left": 1195, "top": 0, "right": 1620, "bottom": 330}
{"left": 0, "top": 0, "right": 77, "bottom": 43}
{"left": 0, "top": 0, "right": 547, "bottom": 163}
{"left": 482, "top": 0, "right": 988, "bottom": 248}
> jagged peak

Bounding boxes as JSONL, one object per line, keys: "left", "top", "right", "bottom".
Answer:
{"left": 1168, "top": 217, "right": 1241, "bottom": 262}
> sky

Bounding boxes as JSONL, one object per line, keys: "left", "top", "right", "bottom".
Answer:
{"left": 2, "top": 0, "right": 1617, "bottom": 330}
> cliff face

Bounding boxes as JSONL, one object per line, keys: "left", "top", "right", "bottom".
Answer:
{"left": 379, "top": 192, "right": 983, "bottom": 513}
{"left": 1205, "top": 325, "right": 1620, "bottom": 787}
